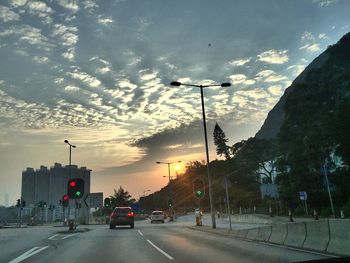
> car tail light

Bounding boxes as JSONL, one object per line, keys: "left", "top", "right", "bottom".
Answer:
{"left": 111, "top": 213, "right": 117, "bottom": 218}
{"left": 127, "top": 212, "right": 134, "bottom": 217}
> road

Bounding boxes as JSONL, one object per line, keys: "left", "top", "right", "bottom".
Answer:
{"left": 0, "top": 218, "right": 335, "bottom": 263}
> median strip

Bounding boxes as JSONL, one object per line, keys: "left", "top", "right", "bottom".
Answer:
{"left": 147, "top": 239, "right": 174, "bottom": 260}
{"left": 9, "top": 246, "right": 49, "bottom": 263}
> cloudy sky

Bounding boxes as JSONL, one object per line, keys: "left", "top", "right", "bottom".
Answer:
{"left": 0, "top": 0, "right": 349, "bottom": 205}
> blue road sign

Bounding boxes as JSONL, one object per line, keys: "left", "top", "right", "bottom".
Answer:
{"left": 299, "top": 191, "right": 307, "bottom": 201}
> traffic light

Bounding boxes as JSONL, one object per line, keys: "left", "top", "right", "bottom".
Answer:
{"left": 67, "top": 178, "right": 84, "bottom": 199}
{"left": 16, "top": 199, "right": 21, "bottom": 207}
{"left": 62, "top": 195, "right": 69, "bottom": 207}
{"left": 193, "top": 178, "right": 205, "bottom": 199}
{"left": 104, "top": 197, "right": 110, "bottom": 208}
{"left": 43, "top": 202, "right": 47, "bottom": 208}
{"left": 22, "top": 200, "right": 26, "bottom": 207}
{"left": 168, "top": 198, "right": 173, "bottom": 207}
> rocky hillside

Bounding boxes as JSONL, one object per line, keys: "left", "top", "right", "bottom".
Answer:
{"left": 255, "top": 33, "right": 349, "bottom": 140}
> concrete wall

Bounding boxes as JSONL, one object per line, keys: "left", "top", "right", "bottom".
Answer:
{"left": 227, "top": 218, "right": 350, "bottom": 256}
{"left": 327, "top": 219, "right": 350, "bottom": 255}
{"left": 284, "top": 222, "right": 306, "bottom": 247}
{"left": 303, "top": 220, "right": 330, "bottom": 252}
{"left": 269, "top": 224, "right": 287, "bottom": 244}
{"left": 246, "top": 227, "right": 259, "bottom": 240}
{"left": 255, "top": 226, "right": 272, "bottom": 241}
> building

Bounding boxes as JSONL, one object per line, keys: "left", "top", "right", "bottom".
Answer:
{"left": 21, "top": 163, "right": 91, "bottom": 222}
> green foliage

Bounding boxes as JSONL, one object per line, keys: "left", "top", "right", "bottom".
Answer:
{"left": 276, "top": 33, "right": 350, "bottom": 210}
{"left": 213, "top": 123, "right": 231, "bottom": 160}
{"left": 110, "top": 186, "right": 135, "bottom": 208}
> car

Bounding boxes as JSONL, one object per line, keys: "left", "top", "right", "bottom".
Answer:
{"left": 150, "top": 210, "right": 165, "bottom": 223}
{"left": 109, "top": 207, "right": 135, "bottom": 229}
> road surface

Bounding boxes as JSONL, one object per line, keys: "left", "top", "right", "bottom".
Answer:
{"left": 1, "top": 219, "right": 334, "bottom": 263}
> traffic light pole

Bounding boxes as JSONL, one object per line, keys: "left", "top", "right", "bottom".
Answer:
{"left": 62, "top": 206, "right": 66, "bottom": 226}
{"left": 18, "top": 205, "right": 22, "bottom": 228}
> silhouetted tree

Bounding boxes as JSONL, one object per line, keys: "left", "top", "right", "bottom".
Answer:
{"left": 213, "top": 123, "right": 231, "bottom": 160}
{"left": 110, "top": 186, "right": 135, "bottom": 208}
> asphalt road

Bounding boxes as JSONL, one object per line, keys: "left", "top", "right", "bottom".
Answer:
{"left": 1, "top": 219, "right": 335, "bottom": 263}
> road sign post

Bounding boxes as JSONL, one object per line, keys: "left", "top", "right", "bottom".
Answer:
{"left": 224, "top": 176, "right": 232, "bottom": 231}
{"left": 299, "top": 191, "right": 308, "bottom": 216}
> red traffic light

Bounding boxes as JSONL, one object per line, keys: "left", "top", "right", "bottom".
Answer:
{"left": 67, "top": 178, "right": 84, "bottom": 199}
{"left": 63, "top": 195, "right": 69, "bottom": 201}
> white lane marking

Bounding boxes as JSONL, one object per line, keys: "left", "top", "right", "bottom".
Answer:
{"left": 61, "top": 233, "right": 77, "bottom": 240}
{"left": 257, "top": 242, "right": 338, "bottom": 258}
{"left": 48, "top": 233, "right": 77, "bottom": 240}
{"left": 147, "top": 239, "right": 174, "bottom": 260}
{"left": 9, "top": 246, "right": 49, "bottom": 263}
{"left": 138, "top": 230, "right": 143, "bottom": 236}
{"left": 48, "top": 234, "right": 60, "bottom": 240}
{"left": 8, "top": 247, "right": 38, "bottom": 263}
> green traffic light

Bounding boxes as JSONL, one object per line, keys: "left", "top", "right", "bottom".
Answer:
{"left": 76, "top": 191, "right": 81, "bottom": 196}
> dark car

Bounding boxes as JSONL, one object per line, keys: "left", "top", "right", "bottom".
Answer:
{"left": 109, "top": 207, "right": 134, "bottom": 229}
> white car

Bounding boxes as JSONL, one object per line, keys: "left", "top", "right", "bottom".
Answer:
{"left": 150, "top": 211, "right": 165, "bottom": 223}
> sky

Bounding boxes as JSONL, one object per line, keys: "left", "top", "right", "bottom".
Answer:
{"left": 0, "top": 0, "right": 349, "bottom": 205}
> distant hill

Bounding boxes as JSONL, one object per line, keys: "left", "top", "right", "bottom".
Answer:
{"left": 255, "top": 33, "right": 350, "bottom": 140}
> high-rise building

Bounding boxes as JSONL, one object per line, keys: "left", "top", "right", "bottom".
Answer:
{"left": 21, "top": 163, "right": 91, "bottom": 222}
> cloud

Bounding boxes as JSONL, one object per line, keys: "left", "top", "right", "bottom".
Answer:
{"left": 313, "top": 0, "right": 339, "bottom": 7}
{"left": 0, "top": 5, "right": 20, "bottom": 22}
{"left": 57, "top": 0, "right": 79, "bottom": 12}
{"left": 52, "top": 24, "right": 79, "bottom": 46}
{"left": 67, "top": 69, "right": 102, "bottom": 88}
{"left": 96, "top": 67, "right": 111, "bottom": 74}
{"left": 62, "top": 48, "right": 75, "bottom": 61}
{"left": 9, "top": 0, "right": 27, "bottom": 7}
{"left": 64, "top": 85, "right": 80, "bottom": 92}
{"left": 228, "top": 57, "right": 252, "bottom": 67}
{"left": 301, "top": 31, "right": 316, "bottom": 42}
{"left": 318, "top": 33, "right": 328, "bottom": 40}
{"left": 32, "top": 56, "right": 49, "bottom": 64}
{"left": 97, "top": 15, "right": 114, "bottom": 26}
{"left": 27, "top": 1, "right": 54, "bottom": 24}
{"left": 287, "top": 64, "right": 306, "bottom": 77}
{"left": 267, "top": 85, "right": 283, "bottom": 96}
{"left": 140, "top": 70, "right": 157, "bottom": 81}
{"left": 229, "top": 74, "right": 256, "bottom": 85}
{"left": 255, "top": 70, "right": 289, "bottom": 83}
{"left": 299, "top": 43, "right": 321, "bottom": 52}
{"left": 257, "top": 49, "right": 289, "bottom": 64}
{"left": 0, "top": 25, "right": 50, "bottom": 48}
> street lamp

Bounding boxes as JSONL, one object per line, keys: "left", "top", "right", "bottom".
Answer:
{"left": 64, "top": 140, "right": 76, "bottom": 179}
{"left": 156, "top": 161, "right": 182, "bottom": 182}
{"left": 170, "top": 81, "right": 231, "bottom": 229}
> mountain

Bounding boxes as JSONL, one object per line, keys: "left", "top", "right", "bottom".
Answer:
{"left": 255, "top": 32, "right": 350, "bottom": 140}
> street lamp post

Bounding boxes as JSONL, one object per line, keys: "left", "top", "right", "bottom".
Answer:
{"left": 156, "top": 161, "right": 182, "bottom": 182}
{"left": 156, "top": 161, "right": 182, "bottom": 221}
{"left": 170, "top": 81, "right": 231, "bottom": 229}
{"left": 64, "top": 140, "right": 76, "bottom": 225}
{"left": 64, "top": 140, "right": 76, "bottom": 179}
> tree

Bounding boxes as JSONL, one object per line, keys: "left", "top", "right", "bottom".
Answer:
{"left": 230, "top": 138, "right": 277, "bottom": 183}
{"left": 110, "top": 186, "right": 135, "bottom": 208}
{"left": 213, "top": 123, "right": 231, "bottom": 160}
